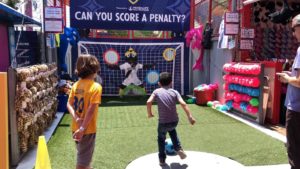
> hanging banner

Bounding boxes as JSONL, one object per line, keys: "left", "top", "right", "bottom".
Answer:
{"left": 70, "top": 0, "right": 191, "bottom": 31}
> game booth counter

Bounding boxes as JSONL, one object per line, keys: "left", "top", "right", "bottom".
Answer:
{"left": 0, "top": 2, "right": 64, "bottom": 169}
{"left": 192, "top": 0, "right": 296, "bottom": 126}
{"left": 0, "top": 2, "right": 40, "bottom": 169}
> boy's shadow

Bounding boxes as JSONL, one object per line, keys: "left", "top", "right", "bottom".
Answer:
{"left": 161, "top": 163, "right": 188, "bottom": 169}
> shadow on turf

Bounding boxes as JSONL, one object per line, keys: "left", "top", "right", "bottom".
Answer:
{"left": 101, "top": 96, "right": 191, "bottom": 107}
{"left": 101, "top": 96, "right": 149, "bottom": 107}
{"left": 161, "top": 163, "right": 188, "bottom": 169}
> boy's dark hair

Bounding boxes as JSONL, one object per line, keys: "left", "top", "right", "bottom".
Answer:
{"left": 75, "top": 54, "right": 100, "bottom": 78}
{"left": 159, "top": 72, "right": 172, "bottom": 86}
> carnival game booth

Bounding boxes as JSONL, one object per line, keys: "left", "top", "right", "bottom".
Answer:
{"left": 69, "top": 0, "right": 194, "bottom": 96}
{"left": 0, "top": 2, "right": 42, "bottom": 168}
{"left": 242, "top": 0, "right": 300, "bottom": 125}
{"left": 194, "top": 0, "right": 296, "bottom": 125}
{"left": 0, "top": 2, "right": 61, "bottom": 168}
{"left": 234, "top": 0, "right": 299, "bottom": 125}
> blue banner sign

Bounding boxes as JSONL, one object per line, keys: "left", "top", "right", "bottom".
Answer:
{"left": 70, "top": 0, "right": 191, "bottom": 31}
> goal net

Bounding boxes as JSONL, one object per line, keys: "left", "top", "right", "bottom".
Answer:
{"left": 78, "top": 41, "right": 184, "bottom": 96}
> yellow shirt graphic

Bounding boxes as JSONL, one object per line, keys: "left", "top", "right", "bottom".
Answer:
{"left": 68, "top": 79, "right": 102, "bottom": 134}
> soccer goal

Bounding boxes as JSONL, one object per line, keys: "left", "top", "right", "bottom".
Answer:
{"left": 78, "top": 41, "right": 184, "bottom": 96}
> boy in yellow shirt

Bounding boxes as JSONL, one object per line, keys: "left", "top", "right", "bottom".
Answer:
{"left": 67, "top": 54, "right": 102, "bottom": 169}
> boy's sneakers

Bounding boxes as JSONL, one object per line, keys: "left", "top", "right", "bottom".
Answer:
{"left": 159, "top": 159, "right": 167, "bottom": 166}
{"left": 176, "top": 149, "right": 187, "bottom": 159}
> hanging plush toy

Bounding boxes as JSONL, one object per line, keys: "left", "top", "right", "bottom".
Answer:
{"left": 185, "top": 26, "right": 205, "bottom": 71}
{"left": 269, "top": 0, "right": 293, "bottom": 24}
{"left": 58, "top": 27, "right": 79, "bottom": 76}
{"left": 108, "top": 47, "right": 155, "bottom": 96}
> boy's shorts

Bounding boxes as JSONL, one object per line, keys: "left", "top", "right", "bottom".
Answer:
{"left": 76, "top": 133, "right": 96, "bottom": 167}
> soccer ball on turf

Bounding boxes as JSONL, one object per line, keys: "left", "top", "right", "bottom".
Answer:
{"left": 165, "top": 138, "right": 176, "bottom": 155}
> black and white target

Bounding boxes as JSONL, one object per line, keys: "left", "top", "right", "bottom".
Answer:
{"left": 146, "top": 70, "right": 160, "bottom": 85}
{"left": 103, "top": 49, "right": 120, "bottom": 65}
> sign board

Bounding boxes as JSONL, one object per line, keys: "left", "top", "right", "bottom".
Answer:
{"left": 70, "top": 0, "right": 191, "bottom": 31}
{"left": 45, "top": 7, "right": 62, "bottom": 19}
{"left": 15, "top": 31, "right": 39, "bottom": 67}
{"left": 241, "top": 28, "right": 255, "bottom": 38}
{"left": 225, "top": 23, "right": 239, "bottom": 35}
{"left": 32, "top": 0, "right": 43, "bottom": 22}
{"left": 240, "top": 39, "right": 253, "bottom": 50}
{"left": 225, "top": 12, "right": 239, "bottom": 23}
{"left": 45, "top": 20, "right": 63, "bottom": 33}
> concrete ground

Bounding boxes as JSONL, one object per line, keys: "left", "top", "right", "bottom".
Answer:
{"left": 126, "top": 151, "right": 289, "bottom": 169}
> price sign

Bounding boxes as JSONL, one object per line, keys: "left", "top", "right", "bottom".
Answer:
{"left": 225, "top": 23, "right": 239, "bottom": 35}
{"left": 45, "top": 20, "right": 63, "bottom": 33}
{"left": 241, "top": 28, "right": 255, "bottom": 39}
{"left": 240, "top": 40, "right": 253, "bottom": 50}
{"left": 45, "top": 7, "right": 62, "bottom": 19}
{"left": 225, "top": 12, "right": 239, "bottom": 23}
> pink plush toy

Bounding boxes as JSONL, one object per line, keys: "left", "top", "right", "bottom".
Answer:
{"left": 246, "top": 105, "right": 259, "bottom": 114}
{"left": 186, "top": 26, "right": 206, "bottom": 71}
{"left": 223, "top": 63, "right": 261, "bottom": 75}
{"left": 223, "top": 75, "right": 260, "bottom": 87}
{"left": 225, "top": 91, "right": 253, "bottom": 102}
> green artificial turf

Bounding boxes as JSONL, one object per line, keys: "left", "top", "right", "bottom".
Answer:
{"left": 47, "top": 97, "right": 288, "bottom": 169}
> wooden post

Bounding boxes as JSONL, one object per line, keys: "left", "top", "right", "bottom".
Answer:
{"left": 190, "top": 0, "right": 195, "bottom": 28}
{"left": 0, "top": 72, "right": 9, "bottom": 169}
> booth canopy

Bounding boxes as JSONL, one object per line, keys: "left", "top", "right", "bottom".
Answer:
{"left": 0, "top": 2, "right": 41, "bottom": 26}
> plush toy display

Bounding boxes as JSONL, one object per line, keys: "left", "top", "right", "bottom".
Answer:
{"left": 223, "top": 63, "right": 261, "bottom": 115}
{"left": 223, "top": 74, "right": 260, "bottom": 87}
{"left": 15, "top": 64, "right": 58, "bottom": 153}
{"left": 223, "top": 63, "right": 261, "bottom": 75}
{"left": 228, "top": 84, "right": 260, "bottom": 97}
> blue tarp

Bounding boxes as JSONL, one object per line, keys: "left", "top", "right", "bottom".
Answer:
{"left": 0, "top": 2, "right": 41, "bottom": 26}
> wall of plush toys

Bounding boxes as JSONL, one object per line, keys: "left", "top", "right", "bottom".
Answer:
{"left": 252, "top": 0, "right": 300, "bottom": 60}
{"left": 223, "top": 63, "right": 262, "bottom": 116}
{"left": 14, "top": 64, "right": 58, "bottom": 153}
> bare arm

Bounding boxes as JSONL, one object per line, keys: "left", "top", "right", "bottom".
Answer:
{"left": 67, "top": 101, "right": 76, "bottom": 119}
{"left": 80, "top": 103, "right": 98, "bottom": 129}
{"left": 178, "top": 97, "right": 196, "bottom": 125}
{"left": 67, "top": 101, "right": 82, "bottom": 125}
{"left": 146, "top": 94, "right": 155, "bottom": 118}
{"left": 277, "top": 70, "right": 300, "bottom": 88}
